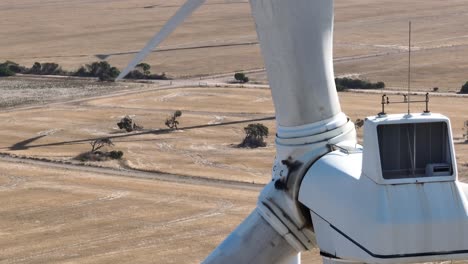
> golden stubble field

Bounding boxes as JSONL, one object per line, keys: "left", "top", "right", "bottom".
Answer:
{"left": 0, "top": 86, "right": 466, "bottom": 183}
{"left": 0, "top": 159, "right": 263, "bottom": 263}
{"left": 0, "top": 84, "right": 466, "bottom": 264}
{"left": 2, "top": 0, "right": 468, "bottom": 91}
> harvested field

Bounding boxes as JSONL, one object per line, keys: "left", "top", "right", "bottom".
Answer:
{"left": 0, "top": 86, "right": 466, "bottom": 184}
{"left": 0, "top": 83, "right": 466, "bottom": 263}
{"left": 0, "top": 86, "right": 276, "bottom": 184}
{"left": 0, "top": 159, "right": 264, "bottom": 263}
{"left": 2, "top": 0, "right": 468, "bottom": 91}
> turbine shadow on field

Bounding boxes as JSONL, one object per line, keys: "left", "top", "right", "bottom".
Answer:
{"left": 5, "top": 116, "right": 275, "bottom": 151}
{"left": 9, "top": 135, "right": 47, "bottom": 150}
{"left": 95, "top": 42, "right": 258, "bottom": 60}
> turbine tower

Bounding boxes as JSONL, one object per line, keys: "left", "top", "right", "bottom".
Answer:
{"left": 117, "top": 1, "right": 468, "bottom": 263}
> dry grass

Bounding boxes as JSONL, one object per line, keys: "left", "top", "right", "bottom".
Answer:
{"left": 0, "top": 160, "right": 259, "bottom": 263}
{"left": 0, "top": 76, "right": 143, "bottom": 108}
{"left": 2, "top": 0, "right": 468, "bottom": 91}
{"left": 0, "top": 84, "right": 466, "bottom": 263}
{"left": 0, "top": 86, "right": 465, "bottom": 183}
{"left": 0, "top": 86, "right": 276, "bottom": 184}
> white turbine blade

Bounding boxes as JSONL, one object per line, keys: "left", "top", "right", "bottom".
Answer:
{"left": 203, "top": 209, "right": 300, "bottom": 264}
{"left": 116, "top": 0, "right": 206, "bottom": 80}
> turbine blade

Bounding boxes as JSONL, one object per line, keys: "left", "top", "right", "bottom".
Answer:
{"left": 116, "top": 0, "right": 206, "bottom": 80}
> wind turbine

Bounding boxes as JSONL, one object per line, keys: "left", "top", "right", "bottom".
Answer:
{"left": 117, "top": 0, "right": 468, "bottom": 263}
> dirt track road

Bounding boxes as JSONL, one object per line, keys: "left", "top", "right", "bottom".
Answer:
{"left": 0, "top": 154, "right": 264, "bottom": 191}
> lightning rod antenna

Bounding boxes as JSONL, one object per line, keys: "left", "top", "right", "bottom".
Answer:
{"left": 407, "top": 21, "right": 412, "bottom": 115}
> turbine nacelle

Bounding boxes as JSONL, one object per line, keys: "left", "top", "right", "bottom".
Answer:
{"left": 300, "top": 113, "right": 468, "bottom": 263}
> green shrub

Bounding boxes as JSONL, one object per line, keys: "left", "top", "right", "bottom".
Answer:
{"left": 376, "top": 82, "right": 385, "bottom": 89}
{"left": 136, "top": 63, "right": 151, "bottom": 75}
{"left": 75, "top": 66, "right": 88, "bottom": 77}
{"left": 335, "top": 77, "right": 385, "bottom": 90}
{"left": 234, "top": 72, "right": 249, "bottom": 83}
{"left": 238, "top": 123, "right": 269, "bottom": 148}
{"left": 146, "top": 72, "right": 169, "bottom": 80}
{"left": 123, "top": 62, "right": 169, "bottom": 80}
{"left": 355, "top": 118, "right": 364, "bottom": 129}
{"left": 42, "top": 63, "right": 64, "bottom": 75}
{"left": 461, "top": 82, "right": 468, "bottom": 94}
{"left": 109, "top": 150, "right": 124, "bottom": 160}
{"left": 0, "top": 65, "right": 15, "bottom": 77}
{"left": 77, "top": 138, "right": 123, "bottom": 162}
{"left": 0, "top": 61, "right": 31, "bottom": 76}
{"left": 74, "top": 61, "right": 120, "bottom": 81}
{"left": 26, "top": 62, "right": 66, "bottom": 75}
{"left": 0, "top": 61, "right": 26, "bottom": 74}
{"left": 117, "top": 116, "right": 143, "bottom": 132}
{"left": 30, "top": 62, "right": 42, "bottom": 74}
{"left": 125, "top": 70, "right": 146, "bottom": 79}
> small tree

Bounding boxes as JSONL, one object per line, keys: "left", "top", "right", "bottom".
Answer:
{"left": 41, "top": 63, "right": 64, "bottom": 75}
{"left": 234, "top": 72, "right": 249, "bottom": 83}
{"left": 90, "top": 138, "right": 114, "bottom": 153}
{"left": 75, "top": 66, "right": 88, "bottom": 77}
{"left": 376, "top": 82, "right": 385, "bottom": 89}
{"left": 0, "top": 65, "right": 15, "bottom": 77}
{"left": 165, "top": 110, "right": 182, "bottom": 129}
{"left": 355, "top": 118, "right": 364, "bottom": 129}
{"left": 238, "top": 123, "right": 269, "bottom": 148}
{"left": 335, "top": 77, "right": 385, "bottom": 90}
{"left": 77, "top": 138, "right": 124, "bottom": 162}
{"left": 136, "top": 63, "right": 151, "bottom": 75}
{"left": 124, "top": 63, "right": 169, "bottom": 80}
{"left": 109, "top": 150, "right": 124, "bottom": 159}
{"left": 125, "top": 69, "right": 146, "bottom": 79}
{"left": 28, "top": 62, "right": 61, "bottom": 75}
{"left": 74, "top": 61, "right": 120, "bottom": 81}
{"left": 117, "top": 116, "right": 143, "bottom": 132}
{"left": 30, "top": 62, "right": 42, "bottom": 74}
{"left": 0, "top": 61, "right": 26, "bottom": 75}
{"left": 461, "top": 82, "right": 468, "bottom": 94}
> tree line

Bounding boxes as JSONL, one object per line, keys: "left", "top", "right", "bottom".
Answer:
{"left": 0, "top": 61, "right": 169, "bottom": 81}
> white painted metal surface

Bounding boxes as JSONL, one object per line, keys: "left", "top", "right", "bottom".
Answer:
{"left": 202, "top": 209, "right": 300, "bottom": 264}
{"left": 299, "top": 114, "right": 468, "bottom": 263}
{"left": 362, "top": 113, "right": 457, "bottom": 185}
{"left": 250, "top": 0, "right": 343, "bottom": 129}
